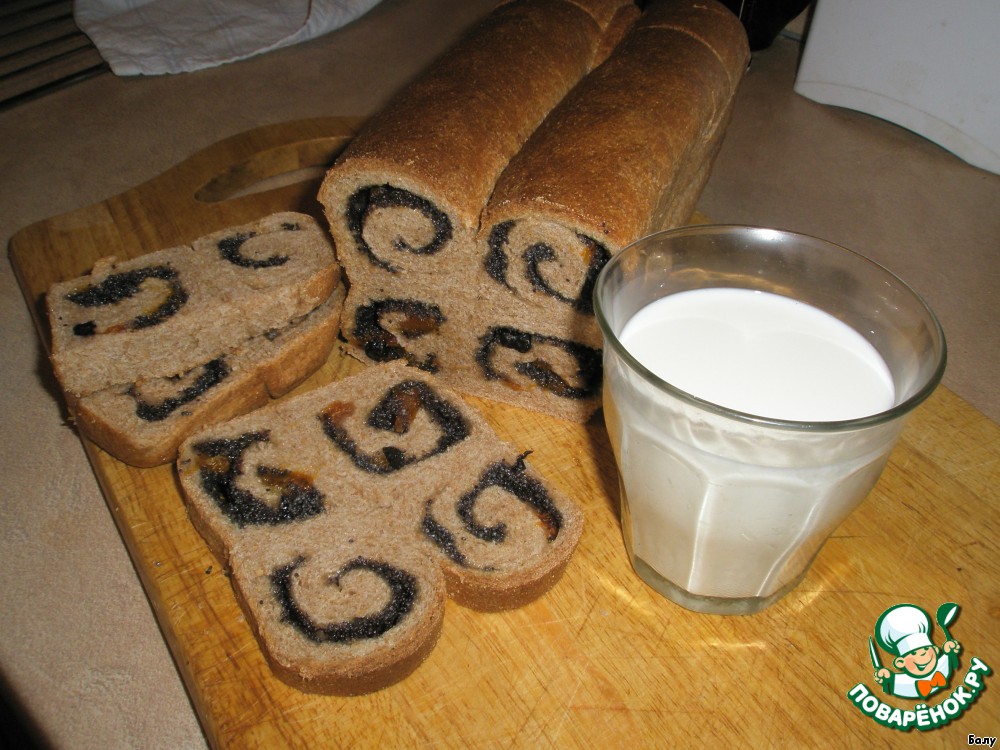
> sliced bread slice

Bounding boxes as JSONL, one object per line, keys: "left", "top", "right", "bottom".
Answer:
{"left": 71, "top": 283, "right": 345, "bottom": 467}
{"left": 47, "top": 212, "right": 339, "bottom": 397}
{"left": 176, "top": 362, "right": 583, "bottom": 694}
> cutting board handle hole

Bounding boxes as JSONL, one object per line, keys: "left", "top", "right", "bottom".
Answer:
{"left": 195, "top": 136, "right": 350, "bottom": 203}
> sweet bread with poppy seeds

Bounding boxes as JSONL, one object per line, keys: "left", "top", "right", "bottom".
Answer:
{"left": 175, "top": 362, "right": 583, "bottom": 694}
{"left": 46, "top": 211, "right": 342, "bottom": 465}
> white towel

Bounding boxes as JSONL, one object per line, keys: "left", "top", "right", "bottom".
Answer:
{"left": 75, "top": 0, "right": 383, "bottom": 76}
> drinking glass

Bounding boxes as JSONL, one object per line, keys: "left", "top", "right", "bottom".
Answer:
{"left": 593, "top": 225, "right": 946, "bottom": 614}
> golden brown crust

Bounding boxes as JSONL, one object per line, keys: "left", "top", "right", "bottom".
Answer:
{"left": 481, "top": 0, "right": 749, "bottom": 250}
{"left": 635, "top": 0, "right": 750, "bottom": 85}
{"left": 321, "top": 1, "right": 604, "bottom": 226}
{"left": 591, "top": 1, "right": 641, "bottom": 65}
{"left": 443, "top": 554, "right": 578, "bottom": 612}
{"left": 317, "top": 1, "right": 637, "bottom": 292}
{"left": 259, "top": 613, "right": 444, "bottom": 697}
{"left": 562, "top": 0, "right": 637, "bottom": 28}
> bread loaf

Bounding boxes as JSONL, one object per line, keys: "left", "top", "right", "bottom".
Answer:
{"left": 320, "top": 0, "right": 747, "bottom": 424}
{"left": 47, "top": 212, "right": 339, "bottom": 397}
{"left": 176, "top": 362, "right": 583, "bottom": 694}
{"left": 318, "top": 0, "right": 635, "bottom": 286}
{"left": 482, "top": 0, "right": 748, "bottom": 253}
{"left": 474, "top": 0, "right": 749, "bottom": 418}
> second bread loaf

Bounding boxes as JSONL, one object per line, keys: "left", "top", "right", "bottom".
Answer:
{"left": 472, "top": 0, "right": 749, "bottom": 418}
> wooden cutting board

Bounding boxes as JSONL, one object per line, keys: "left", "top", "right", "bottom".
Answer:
{"left": 9, "top": 118, "right": 999, "bottom": 749}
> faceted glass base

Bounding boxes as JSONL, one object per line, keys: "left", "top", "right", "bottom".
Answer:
{"left": 629, "top": 554, "right": 808, "bottom": 616}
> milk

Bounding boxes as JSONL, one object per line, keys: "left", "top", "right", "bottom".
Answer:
{"left": 620, "top": 288, "right": 895, "bottom": 421}
{"left": 604, "top": 288, "right": 903, "bottom": 608}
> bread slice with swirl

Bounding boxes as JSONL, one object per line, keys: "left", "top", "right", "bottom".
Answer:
{"left": 175, "top": 362, "right": 583, "bottom": 694}
{"left": 69, "top": 283, "right": 345, "bottom": 467}
{"left": 47, "top": 212, "right": 339, "bottom": 398}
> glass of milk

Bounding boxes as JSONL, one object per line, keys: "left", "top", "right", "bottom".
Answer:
{"left": 593, "top": 226, "right": 946, "bottom": 615}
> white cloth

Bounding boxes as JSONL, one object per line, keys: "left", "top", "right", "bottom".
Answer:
{"left": 75, "top": 0, "right": 383, "bottom": 76}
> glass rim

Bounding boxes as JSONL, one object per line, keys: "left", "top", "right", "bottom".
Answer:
{"left": 593, "top": 224, "right": 948, "bottom": 432}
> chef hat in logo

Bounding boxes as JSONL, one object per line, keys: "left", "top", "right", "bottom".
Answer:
{"left": 875, "top": 604, "right": 933, "bottom": 656}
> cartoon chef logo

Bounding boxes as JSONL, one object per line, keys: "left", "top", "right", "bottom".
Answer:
{"left": 847, "top": 601, "right": 992, "bottom": 732}
{"left": 871, "top": 603, "right": 961, "bottom": 700}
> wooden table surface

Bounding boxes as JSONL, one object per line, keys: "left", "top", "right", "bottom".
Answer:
{"left": 9, "top": 117, "right": 999, "bottom": 749}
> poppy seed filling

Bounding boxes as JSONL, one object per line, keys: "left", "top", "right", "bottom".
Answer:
{"left": 271, "top": 555, "right": 418, "bottom": 644}
{"left": 217, "top": 229, "right": 291, "bottom": 269}
{"left": 66, "top": 265, "right": 188, "bottom": 336}
{"left": 192, "top": 431, "right": 324, "bottom": 526}
{"left": 319, "top": 380, "right": 470, "bottom": 474}
{"left": 485, "top": 221, "right": 610, "bottom": 313}
{"left": 475, "top": 326, "right": 602, "bottom": 400}
{"left": 353, "top": 298, "right": 445, "bottom": 372}
{"left": 346, "top": 184, "right": 452, "bottom": 272}
{"left": 130, "top": 357, "right": 230, "bottom": 422}
{"left": 422, "top": 454, "right": 564, "bottom": 570}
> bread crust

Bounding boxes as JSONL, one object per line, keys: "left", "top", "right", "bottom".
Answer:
{"left": 318, "top": 0, "right": 634, "bottom": 284}
{"left": 480, "top": 0, "right": 749, "bottom": 250}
